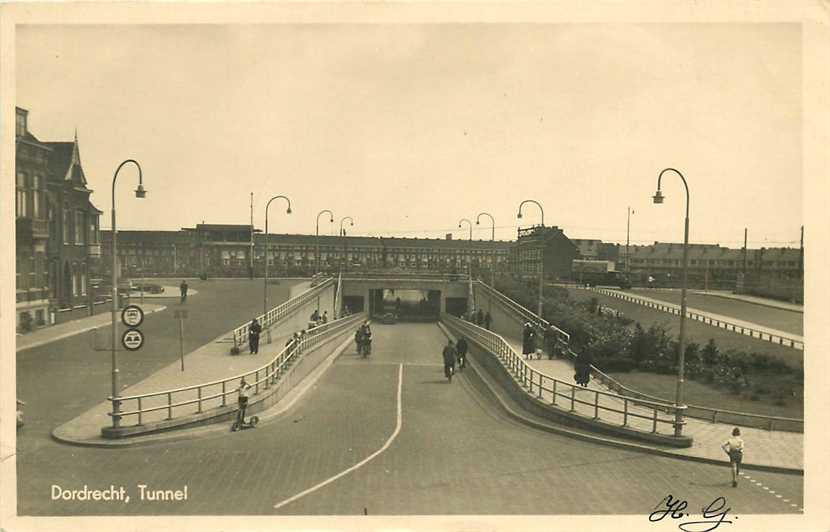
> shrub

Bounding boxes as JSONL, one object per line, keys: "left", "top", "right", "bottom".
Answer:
{"left": 594, "top": 356, "right": 636, "bottom": 373}
{"left": 701, "top": 339, "right": 720, "bottom": 365}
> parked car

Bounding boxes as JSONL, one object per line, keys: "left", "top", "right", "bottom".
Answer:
{"left": 133, "top": 282, "right": 164, "bottom": 294}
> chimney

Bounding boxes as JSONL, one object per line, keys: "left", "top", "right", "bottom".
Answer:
{"left": 445, "top": 233, "right": 452, "bottom": 240}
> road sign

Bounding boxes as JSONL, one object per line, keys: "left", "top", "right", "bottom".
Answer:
{"left": 122, "top": 328, "right": 144, "bottom": 351}
{"left": 121, "top": 305, "right": 145, "bottom": 327}
{"left": 173, "top": 309, "right": 188, "bottom": 319}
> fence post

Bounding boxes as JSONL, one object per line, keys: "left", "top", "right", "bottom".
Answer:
{"left": 222, "top": 381, "right": 227, "bottom": 407}
{"left": 552, "top": 380, "right": 557, "bottom": 405}
{"left": 255, "top": 370, "right": 259, "bottom": 394}
{"left": 570, "top": 386, "right": 576, "bottom": 412}
{"left": 197, "top": 387, "right": 203, "bottom": 413}
{"left": 652, "top": 409, "right": 658, "bottom": 433}
{"left": 137, "top": 397, "right": 143, "bottom": 425}
{"left": 167, "top": 392, "right": 173, "bottom": 420}
{"left": 538, "top": 374, "right": 543, "bottom": 399}
{"left": 593, "top": 392, "right": 599, "bottom": 419}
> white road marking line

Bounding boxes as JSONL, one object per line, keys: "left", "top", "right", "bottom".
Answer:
{"left": 776, "top": 495, "right": 783, "bottom": 498}
{"left": 273, "top": 363, "right": 404, "bottom": 510}
{"left": 783, "top": 499, "right": 790, "bottom": 503}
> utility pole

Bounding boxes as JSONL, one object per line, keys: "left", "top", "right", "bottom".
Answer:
{"left": 799, "top": 225, "right": 804, "bottom": 278}
{"left": 742, "top": 228, "right": 748, "bottom": 275}
{"left": 249, "top": 192, "right": 254, "bottom": 280}
{"left": 626, "top": 207, "right": 633, "bottom": 274}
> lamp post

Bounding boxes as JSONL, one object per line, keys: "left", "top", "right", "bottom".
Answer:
{"left": 626, "top": 206, "right": 634, "bottom": 274}
{"left": 264, "top": 195, "right": 292, "bottom": 316}
{"left": 517, "top": 199, "right": 545, "bottom": 319}
{"left": 476, "top": 212, "right": 496, "bottom": 286}
{"left": 110, "top": 159, "right": 146, "bottom": 428}
{"left": 459, "top": 218, "right": 473, "bottom": 314}
{"left": 316, "top": 209, "right": 334, "bottom": 274}
{"left": 339, "top": 216, "right": 353, "bottom": 271}
{"left": 652, "top": 167, "right": 690, "bottom": 437}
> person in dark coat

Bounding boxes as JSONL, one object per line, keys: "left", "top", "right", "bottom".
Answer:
{"left": 484, "top": 311, "right": 492, "bottom": 330}
{"left": 179, "top": 280, "right": 188, "bottom": 304}
{"left": 248, "top": 318, "right": 262, "bottom": 354}
{"left": 522, "top": 323, "right": 537, "bottom": 359}
{"left": 575, "top": 351, "right": 592, "bottom": 386}
{"left": 442, "top": 339, "right": 457, "bottom": 382}
{"left": 455, "top": 337, "right": 469, "bottom": 371}
{"left": 476, "top": 309, "right": 484, "bottom": 326}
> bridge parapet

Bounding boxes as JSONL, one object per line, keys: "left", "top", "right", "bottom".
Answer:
{"left": 442, "top": 313, "right": 692, "bottom": 447}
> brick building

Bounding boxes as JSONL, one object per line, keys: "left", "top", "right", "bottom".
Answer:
{"left": 508, "top": 225, "right": 578, "bottom": 280}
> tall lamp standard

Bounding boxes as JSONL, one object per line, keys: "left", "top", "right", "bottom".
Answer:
{"left": 517, "top": 199, "right": 545, "bottom": 319}
{"left": 264, "top": 195, "right": 292, "bottom": 316}
{"left": 626, "top": 207, "right": 635, "bottom": 274}
{"left": 110, "top": 159, "right": 146, "bottom": 428}
{"left": 316, "top": 209, "right": 334, "bottom": 274}
{"left": 652, "top": 167, "right": 690, "bottom": 437}
{"left": 339, "top": 216, "right": 354, "bottom": 271}
{"left": 459, "top": 218, "right": 474, "bottom": 314}
{"left": 476, "top": 212, "right": 496, "bottom": 285}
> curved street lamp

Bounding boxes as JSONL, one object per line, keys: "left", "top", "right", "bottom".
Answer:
{"left": 458, "top": 218, "right": 473, "bottom": 241}
{"left": 517, "top": 199, "right": 545, "bottom": 319}
{"left": 652, "top": 167, "right": 690, "bottom": 437}
{"left": 316, "top": 209, "right": 334, "bottom": 274}
{"left": 264, "top": 195, "right": 292, "bottom": 315}
{"left": 110, "top": 159, "right": 146, "bottom": 428}
{"left": 339, "top": 216, "right": 354, "bottom": 271}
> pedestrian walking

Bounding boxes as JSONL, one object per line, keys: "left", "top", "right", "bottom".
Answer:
{"left": 248, "top": 318, "right": 262, "bottom": 354}
{"left": 721, "top": 427, "right": 745, "bottom": 487}
{"left": 543, "top": 324, "right": 558, "bottom": 360}
{"left": 476, "top": 309, "right": 484, "bottom": 326}
{"left": 522, "top": 323, "right": 537, "bottom": 360}
{"left": 322, "top": 310, "right": 328, "bottom": 324}
{"left": 179, "top": 280, "right": 188, "bottom": 304}
{"left": 455, "top": 336, "right": 469, "bottom": 371}
{"left": 442, "top": 339, "right": 457, "bottom": 383}
{"left": 484, "top": 311, "right": 492, "bottom": 330}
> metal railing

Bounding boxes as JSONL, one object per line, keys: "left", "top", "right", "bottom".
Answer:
{"left": 230, "top": 277, "right": 334, "bottom": 350}
{"left": 108, "top": 312, "right": 364, "bottom": 427}
{"left": 473, "top": 279, "right": 571, "bottom": 345}
{"left": 443, "top": 313, "right": 684, "bottom": 435}
{"left": 591, "top": 287, "right": 803, "bottom": 351}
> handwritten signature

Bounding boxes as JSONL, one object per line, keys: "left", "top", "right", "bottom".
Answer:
{"left": 648, "top": 494, "right": 735, "bottom": 532}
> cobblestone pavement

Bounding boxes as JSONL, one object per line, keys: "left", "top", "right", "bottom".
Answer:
{"left": 16, "top": 322, "right": 802, "bottom": 517}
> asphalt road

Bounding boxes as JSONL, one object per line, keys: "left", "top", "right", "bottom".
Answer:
{"left": 16, "top": 320, "right": 803, "bottom": 517}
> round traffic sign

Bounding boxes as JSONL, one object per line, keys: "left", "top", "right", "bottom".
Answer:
{"left": 121, "top": 305, "right": 145, "bottom": 327}
{"left": 122, "top": 328, "right": 144, "bottom": 351}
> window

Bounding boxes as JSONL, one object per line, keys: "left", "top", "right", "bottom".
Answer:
{"left": 77, "top": 212, "right": 86, "bottom": 244}
{"left": 16, "top": 112, "right": 26, "bottom": 137}
{"left": 32, "top": 175, "right": 41, "bottom": 218}
{"left": 63, "top": 209, "right": 72, "bottom": 244}
{"left": 16, "top": 172, "right": 27, "bottom": 217}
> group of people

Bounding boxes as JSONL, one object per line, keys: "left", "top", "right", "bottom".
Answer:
{"left": 441, "top": 337, "right": 468, "bottom": 383}
{"left": 465, "top": 308, "right": 492, "bottom": 330}
{"left": 354, "top": 321, "right": 373, "bottom": 356}
{"left": 309, "top": 309, "right": 329, "bottom": 329}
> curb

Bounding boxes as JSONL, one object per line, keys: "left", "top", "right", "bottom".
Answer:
{"left": 16, "top": 305, "right": 168, "bottom": 353}
{"left": 51, "top": 330, "right": 355, "bottom": 448}
{"left": 436, "top": 322, "right": 803, "bottom": 476}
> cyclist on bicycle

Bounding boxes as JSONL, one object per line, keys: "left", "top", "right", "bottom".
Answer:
{"left": 442, "top": 339, "right": 457, "bottom": 383}
{"left": 361, "top": 322, "right": 373, "bottom": 355}
{"left": 455, "top": 336, "right": 468, "bottom": 371}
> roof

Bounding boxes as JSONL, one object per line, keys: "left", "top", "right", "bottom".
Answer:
{"left": 45, "top": 141, "right": 87, "bottom": 185}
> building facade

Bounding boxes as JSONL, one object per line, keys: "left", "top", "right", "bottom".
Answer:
{"left": 102, "top": 225, "right": 513, "bottom": 279}
{"left": 508, "top": 225, "right": 579, "bottom": 280}
{"left": 15, "top": 108, "right": 51, "bottom": 331}
{"left": 45, "top": 134, "right": 103, "bottom": 310}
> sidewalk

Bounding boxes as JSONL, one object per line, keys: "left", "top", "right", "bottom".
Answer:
{"left": 16, "top": 303, "right": 167, "bottom": 353}
{"left": 127, "top": 285, "right": 200, "bottom": 300}
{"left": 688, "top": 290, "right": 803, "bottom": 313}
{"left": 502, "top": 336, "right": 803, "bottom": 472}
{"left": 54, "top": 280, "right": 315, "bottom": 444}
{"left": 53, "top": 319, "right": 301, "bottom": 445}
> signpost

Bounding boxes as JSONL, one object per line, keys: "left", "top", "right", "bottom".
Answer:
{"left": 121, "top": 329, "right": 144, "bottom": 351}
{"left": 121, "top": 304, "right": 145, "bottom": 328}
{"left": 174, "top": 309, "right": 188, "bottom": 371}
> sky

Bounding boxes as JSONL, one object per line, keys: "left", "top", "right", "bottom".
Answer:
{"left": 16, "top": 23, "right": 803, "bottom": 248}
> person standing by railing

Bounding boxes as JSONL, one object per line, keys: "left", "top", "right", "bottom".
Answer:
{"left": 455, "top": 336, "right": 468, "bottom": 371}
{"left": 522, "top": 322, "right": 537, "bottom": 360}
{"left": 248, "top": 318, "right": 262, "bottom": 355}
{"left": 236, "top": 378, "right": 252, "bottom": 425}
{"left": 543, "top": 324, "right": 558, "bottom": 360}
{"left": 484, "top": 311, "right": 492, "bottom": 330}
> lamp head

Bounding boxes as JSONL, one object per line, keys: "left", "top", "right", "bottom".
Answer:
{"left": 286, "top": 207, "right": 292, "bottom": 214}
{"left": 350, "top": 221, "right": 354, "bottom": 226}
{"left": 652, "top": 190, "right": 664, "bottom": 204}
{"left": 517, "top": 211, "right": 523, "bottom": 219}
{"left": 476, "top": 220, "right": 480, "bottom": 225}
{"left": 330, "top": 217, "right": 334, "bottom": 223}
{"left": 135, "top": 184, "right": 147, "bottom": 199}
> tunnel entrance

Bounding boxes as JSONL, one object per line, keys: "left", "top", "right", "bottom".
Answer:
{"left": 445, "top": 297, "right": 469, "bottom": 317}
{"left": 369, "top": 288, "right": 440, "bottom": 322}
{"left": 342, "top": 295, "right": 364, "bottom": 313}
